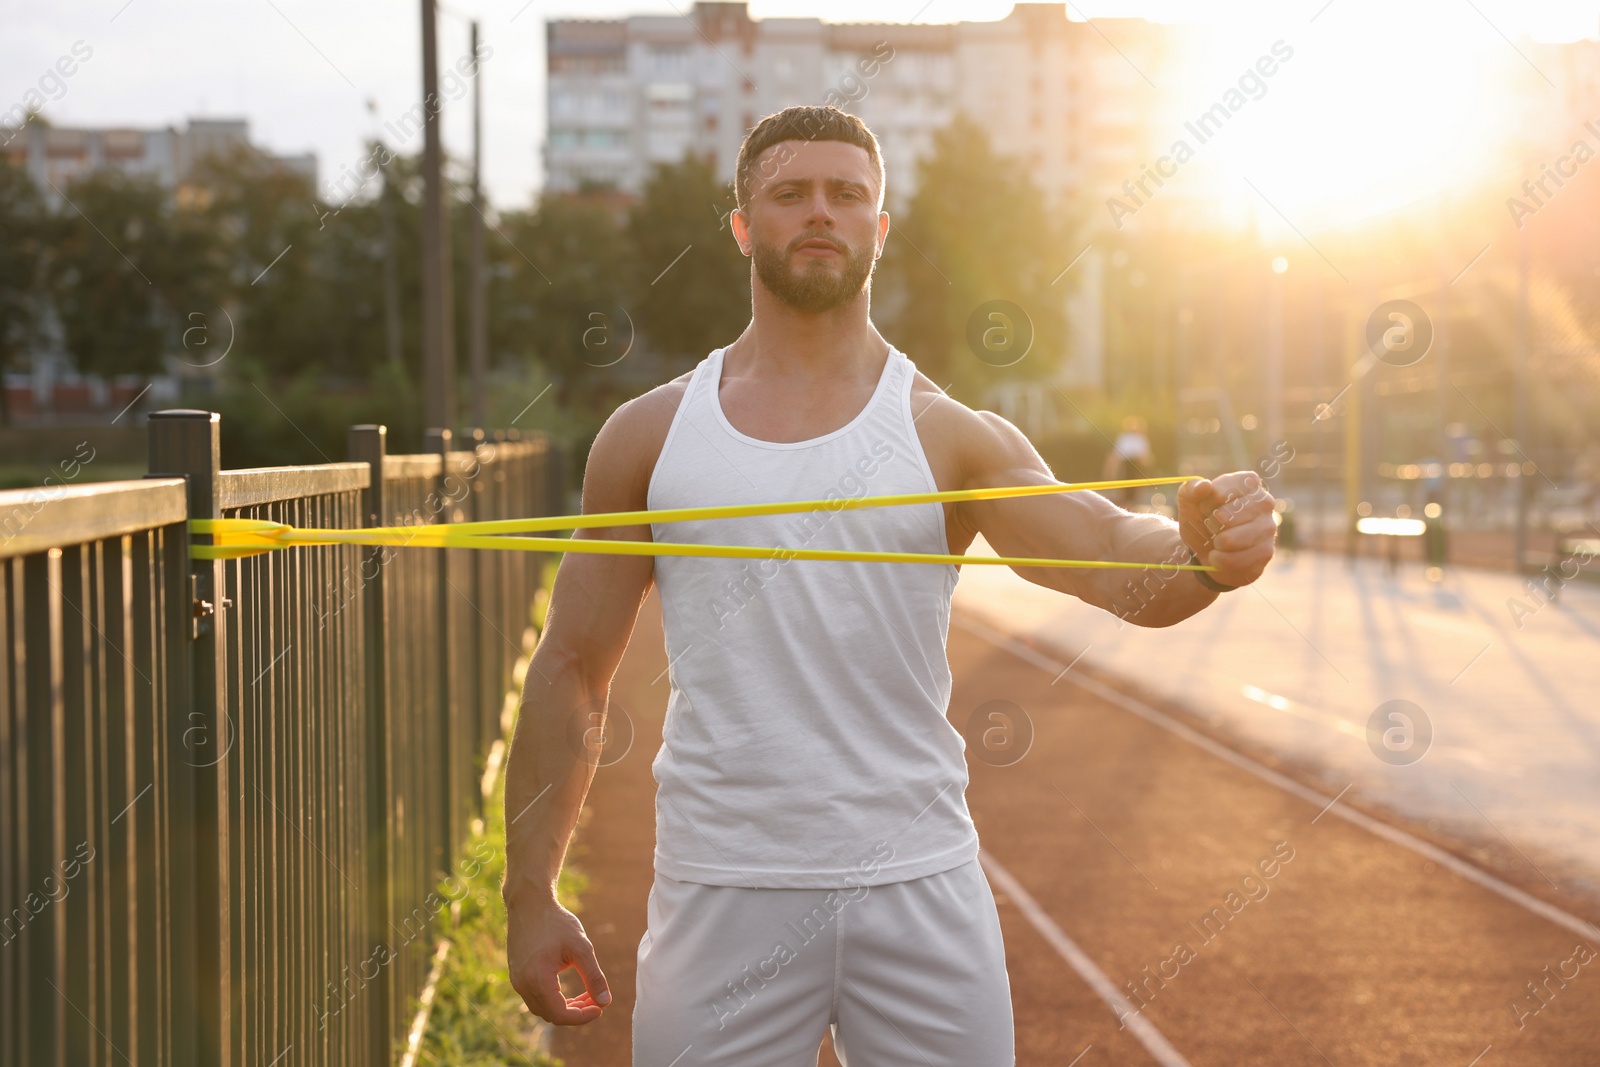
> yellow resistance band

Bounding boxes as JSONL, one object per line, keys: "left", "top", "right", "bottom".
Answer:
{"left": 187, "top": 474, "right": 1216, "bottom": 572}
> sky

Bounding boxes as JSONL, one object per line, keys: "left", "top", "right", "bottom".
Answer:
{"left": 3, "top": 1, "right": 1598, "bottom": 212}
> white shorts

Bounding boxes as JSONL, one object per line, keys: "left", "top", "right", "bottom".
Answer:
{"left": 631, "top": 856, "right": 1015, "bottom": 1066}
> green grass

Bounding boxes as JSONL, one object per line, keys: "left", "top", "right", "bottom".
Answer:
{"left": 405, "top": 565, "right": 585, "bottom": 1066}
{"left": 406, "top": 764, "right": 585, "bottom": 1066}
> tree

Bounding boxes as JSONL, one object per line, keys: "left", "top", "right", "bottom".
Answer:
{"left": 186, "top": 145, "right": 337, "bottom": 378}
{"left": 875, "top": 112, "right": 1071, "bottom": 401}
{"left": 626, "top": 154, "right": 749, "bottom": 366}
{"left": 0, "top": 161, "right": 49, "bottom": 379}
{"left": 49, "top": 168, "right": 216, "bottom": 377}
{"left": 491, "top": 189, "right": 633, "bottom": 404}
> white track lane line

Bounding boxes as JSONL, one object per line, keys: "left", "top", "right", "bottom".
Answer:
{"left": 957, "top": 614, "right": 1600, "bottom": 944}
{"left": 979, "top": 850, "right": 1193, "bottom": 1067}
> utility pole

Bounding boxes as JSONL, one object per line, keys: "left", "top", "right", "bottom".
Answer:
{"left": 1310, "top": 268, "right": 1326, "bottom": 542}
{"left": 1514, "top": 214, "right": 1530, "bottom": 573}
{"left": 420, "top": 0, "right": 456, "bottom": 433}
{"left": 468, "top": 20, "right": 488, "bottom": 428}
{"left": 1265, "top": 256, "right": 1286, "bottom": 450}
{"left": 379, "top": 147, "right": 403, "bottom": 368}
{"left": 1434, "top": 186, "right": 1451, "bottom": 515}
{"left": 1343, "top": 305, "right": 1362, "bottom": 551}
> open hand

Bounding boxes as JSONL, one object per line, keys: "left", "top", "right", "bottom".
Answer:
{"left": 1176, "top": 472, "right": 1276, "bottom": 589}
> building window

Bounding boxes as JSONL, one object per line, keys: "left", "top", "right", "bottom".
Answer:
{"left": 651, "top": 46, "right": 689, "bottom": 79}
{"left": 551, "top": 54, "right": 624, "bottom": 76}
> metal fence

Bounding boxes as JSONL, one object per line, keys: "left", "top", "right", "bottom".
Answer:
{"left": 1, "top": 410, "right": 562, "bottom": 1066}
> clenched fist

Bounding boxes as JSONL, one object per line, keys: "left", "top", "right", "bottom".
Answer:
{"left": 1176, "top": 472, "right": 1277, "bottom": 589}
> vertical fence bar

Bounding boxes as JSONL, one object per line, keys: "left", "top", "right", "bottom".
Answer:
{"left": 146, "top": 518, "right": 191, "bottom": 1066}
{"left": 423, "top": 428, "right": 457, "bottom": 880}
{"left": 58, "top": 544, "right": 92, "bottom": 1067}
{"left": 488, "top": 432, "right": 509, "bottom": 753}
{"left": 21, "top": 548, "right": 65, "bottom": 1067}
{"left": 147, "top": 409, "right": 229, "bottom": 1067}
{"left": 468, "top": 429, "right": 490, "bottom": 823}
{"left": 1, "top": 558, "right": 15, "bottom": 1066}
{"left": 349, "top": 424, "right": 394, "bottom": 1066}
{"left": 102, "top": 537, "right": 134, "bottom": 1064}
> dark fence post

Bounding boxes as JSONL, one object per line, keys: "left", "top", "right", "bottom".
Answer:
{"left": 349, "top": 424, "right": 393, "bottom": 1064}
{"left": 490, "top": 429, "right": 515, "bottom": 736}
{"left": 147, "top": 409, "right": 229, "bottom": 1066}
{"left": 465, "top": 427, "right": 487, "bottom": 824}
{"left": 423, "top": 427, "right": 458, "bottom": 876}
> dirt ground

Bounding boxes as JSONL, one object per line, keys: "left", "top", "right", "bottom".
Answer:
{"left": 548, "top": 592, "right": 1600, "bottom": 1066}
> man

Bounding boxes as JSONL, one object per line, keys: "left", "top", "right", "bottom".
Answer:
{"left": 504, "top": 105, "right": 1276, "bottom": 1065}
{"left": 1103, "top": 414, "right": 1155, "bottom": 507}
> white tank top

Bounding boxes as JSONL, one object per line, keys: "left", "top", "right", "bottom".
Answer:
{"left": 645, "top": 343, "right": 979, "bottom": 888}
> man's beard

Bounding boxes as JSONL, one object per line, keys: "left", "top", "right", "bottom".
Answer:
{"left": 751, "top": 231, "right": 876, "bottom": 313}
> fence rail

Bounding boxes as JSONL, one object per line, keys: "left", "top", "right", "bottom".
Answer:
{"left": 1, "top": 411, "right": 563, "bottom": 1067}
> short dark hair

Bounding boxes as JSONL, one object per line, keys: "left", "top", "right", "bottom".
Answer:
{"left": 734, "top": 105, "right": 884, "bottom": 213}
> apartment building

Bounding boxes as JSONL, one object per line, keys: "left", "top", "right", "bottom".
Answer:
{"left": 2, "top": 117, "right": 316, "bottom": 202}
{"left": 543, "top": 1, "right": 1176, "bottom": 217}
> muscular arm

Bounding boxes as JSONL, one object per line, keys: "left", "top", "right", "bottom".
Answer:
{"left": 922, "top": 391, "right": 1275, "bottom": 627}
{"left": 503, "top": 383, "right": 681, "bottom": 1025}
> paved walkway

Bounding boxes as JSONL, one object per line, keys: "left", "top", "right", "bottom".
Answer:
{"left": 548, "top": 588, "right": 1600, "bottom": 1067}
{"left": 955, "top": 541, "right": 1600, "bottom": 901}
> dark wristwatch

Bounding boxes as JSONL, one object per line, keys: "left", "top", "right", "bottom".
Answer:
{"left": 1188, "top": 552, "right": 1238, "bottom": 592}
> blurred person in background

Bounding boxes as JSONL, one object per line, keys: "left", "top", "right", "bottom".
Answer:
{"left": 1103, "top": 415, "right": 1154, "bottom": 507}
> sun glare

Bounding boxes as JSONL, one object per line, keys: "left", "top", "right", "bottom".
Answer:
{"left": 1146, "top": 1, "right": 1541, "bottom": 233}
{"left": 752, "top": 0, "right": 1595, "bottom": 234}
